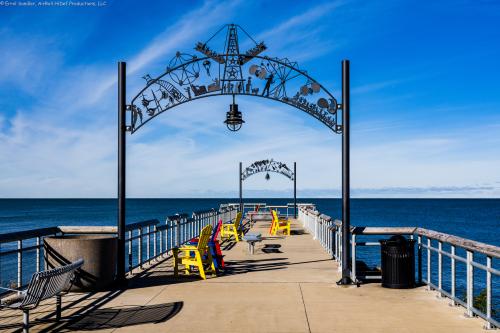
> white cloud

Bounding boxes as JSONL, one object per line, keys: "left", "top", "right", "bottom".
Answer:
{"left": 0, "top": 35, "right": 63, "bottom": 93}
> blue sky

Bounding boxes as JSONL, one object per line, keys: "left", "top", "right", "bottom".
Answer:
{"left": 0, "top": 0, "right": 499, "bottom": 198}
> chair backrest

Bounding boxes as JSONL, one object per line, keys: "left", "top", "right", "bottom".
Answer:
{"left": 211, "top": 219, "right": 222, "bottom": 242}
{"left": 197, "top": 225, "right": 213, "bottom": 251}
{"left": 22, "top": 259, "right": 84, "bottom": 308}
{"left": 234, "top": 212, "right": 242, "bottom": 230}
{"left": 269, "top": 210, "right": 278, "bottom": 234}
{"left": 271, "top": 210, "right": 278, "bottom": 221}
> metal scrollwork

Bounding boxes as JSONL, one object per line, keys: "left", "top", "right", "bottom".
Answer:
{"left": 167, "top": 52, "right": 200, "bottom": 86}
{"left": 241, "top": 159, "right": 294, "bottom": 181}
{"left": 127, "top": 24, "right": 342, "bottom": 134}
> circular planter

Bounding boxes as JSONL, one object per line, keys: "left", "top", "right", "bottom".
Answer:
{"left": 44, "top": 235, "right": 117, "bottom": 291}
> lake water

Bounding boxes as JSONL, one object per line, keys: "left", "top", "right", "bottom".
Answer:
{"left": 0, "top": 198, "right": 498, "bottom": 316}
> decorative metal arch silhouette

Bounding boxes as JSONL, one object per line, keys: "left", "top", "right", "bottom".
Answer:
{"left": 239, "top": 160, "right": 297, "bottom": 221}
{"left": 116, "top": 23, "right": 353, "bottom": 285}
{"left": 125, "top": 24, "right": 341, "bottom": 134}
{"left": 241, "top": 159, "right": 294, "bottom": 181}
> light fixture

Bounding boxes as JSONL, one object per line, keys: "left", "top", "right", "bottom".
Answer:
{"left": 224, "top": 94, "right": 244, "bottom": 131}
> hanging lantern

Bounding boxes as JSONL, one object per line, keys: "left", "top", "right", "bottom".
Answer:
{"left": 224, "top": 95, "right": 244, "bottom": 131}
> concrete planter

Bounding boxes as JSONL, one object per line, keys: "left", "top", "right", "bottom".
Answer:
{"left": 44, "top": 235, "right": 117, "bottom": 291}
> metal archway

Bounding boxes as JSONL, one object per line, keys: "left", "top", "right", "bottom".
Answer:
{"left": 239, "top": 160, "right": 297, "bottom": 218}
{"left": 117, "top": 24, "right": 352, "bottom": 285}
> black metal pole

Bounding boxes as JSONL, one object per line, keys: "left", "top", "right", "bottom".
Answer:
{"left": 294, "top": 162, "right": 297, "bottom": 218}
{"left": 339, "top": 59, "right": 352, "bottom": 285}
{"left": 117, "top": 62, "right": 127, "bottom": 286}
{"left": 239, "top": 162, "right": 243, "bottom": 212}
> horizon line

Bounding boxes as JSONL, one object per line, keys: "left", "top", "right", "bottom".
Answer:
{"left": 1, "top": 197, "right": 499, "bottom": 200}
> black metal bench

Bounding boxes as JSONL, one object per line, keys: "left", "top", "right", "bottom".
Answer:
{"left": 0, "top": 259, "right": 84, "bottom": 333}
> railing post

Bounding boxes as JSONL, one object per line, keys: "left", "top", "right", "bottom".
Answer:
{"left": 351, "top": 233, "right": 356, "bottom": 281}
{"left": 485, "top": 256, "right": 492, "bottom": 329}
{"left": 466, "top": 250, "right": 473, "bottom": 317}
{"left": 128, "top": 230, "right": 132, "bottom": 271}
{"left": 324, "top": 221, "right": 327, "bottom": 250}
{"left": 146, "top": 225, "right": 150, "bottom": 261}
{"left": 324, "top": 220, "right": 328, "bottom": 251}
{"left": 185, "top": 216, "right": 189, "bottom": 242}
{"left": 179, "top": 217, "right": 182, "bottom": 244}
{"left": 138, "top": 227, "right": 143, "bottom": 269}
{"left": 36, "top": 236, "right": 41, "bottom": 273}
{"left": 306, "top": 212, "right": 310, "bottom": 233}
{"left": 153, "top": 225, "right": 157, "bottom": 259}
{"left": 321, "top": 219, "right": 325, "bottom": 247}
{"left": 320, "top": 219, "right": 324, "bottom": 246}
{"left": 159, "top": 226, "right": 163, "bottom": 256}
{"left": 317, "top": 218, "right": 321, "bottom": 244}
{"left": 335, "top": 225, "right": 340, "bottom": 261}
{"left": 169, "top": 219, "right": 173, "bottom": 252}
{"left": 328, "top": 222, "right": 332, "bottom": 256}
{"left": 17, "top": 240, "right": 22, "bottom": 288}
{"left": 417, "top": 235, "right": 422, "bottom": 285}
{"left": 451, "top": 245, "right": 456, "bottom": 306}
{"left": 427, "top": 238, "right": 431, "bottom": 290}
{"left": 438, "top": 241, "right": 442, "bottom": 296}
{"left": 165, "top": 219, "right": 169, "bottom": 251}
{"left": 181, "top": 218, "right": 185, "bottom": 244}
{"left": 176, "top": 219, "right": 181, "bottom": 247}
{"left": 338, "top": 225, "right": 343, "bottom": 271}
{"left": 314, "top": 214, "right": 318, "bottom": 240}
{"left": 182, "top": 217, "right": 186, "bottom": 243}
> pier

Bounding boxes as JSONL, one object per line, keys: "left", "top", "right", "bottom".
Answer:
{"left": 0, "top": 203, "right": 497, "bottom": 332}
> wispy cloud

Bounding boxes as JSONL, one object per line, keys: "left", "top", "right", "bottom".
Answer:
{"left": 0, "top": 34, "right": 63, "bottom": 93}
{"left": 254, "top": 0, "right": 346, "bottom": 61}
{"left": 352, "top": 78, "right": 405, "bottom": 95}
{"left": 256, "top": 1, "right": 346, "bottom": 41}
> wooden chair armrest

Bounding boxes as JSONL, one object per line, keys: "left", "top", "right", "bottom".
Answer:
{"left": 179, "top": 245, "right": 198, "bottom": 250}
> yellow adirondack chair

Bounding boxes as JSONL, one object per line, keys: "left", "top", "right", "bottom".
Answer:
{"left": 221, "top": 211, "right": 242, "bottom": 242}
{"left": 173, "top": 224, "right": 216, "bottom": 280}
{"left": 271, "top": 210, "right": 291, "bottom": 236}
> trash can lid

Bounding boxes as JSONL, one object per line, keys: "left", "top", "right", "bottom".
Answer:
{"left": 389, "top": 235, "right": 407, "bottom": 243}
{"left": 379, "top": 235, "right": 409, "bottom": 245}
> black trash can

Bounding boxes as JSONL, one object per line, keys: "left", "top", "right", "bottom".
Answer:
{"left": 379, "top": 235, "right": 415, "bottom": 289}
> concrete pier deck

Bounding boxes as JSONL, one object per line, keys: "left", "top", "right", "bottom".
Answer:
{"left": 0, "top": 219, "right": 486, "bottom": 332}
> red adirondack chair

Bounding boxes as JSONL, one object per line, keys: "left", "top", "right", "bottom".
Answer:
{"left": 189, "top": 219, "right": 225, "bottom": 269}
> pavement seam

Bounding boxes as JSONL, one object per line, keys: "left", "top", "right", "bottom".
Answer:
{"left": 299, "top": 283, "right": 312, "bottom": 333}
